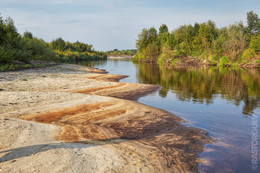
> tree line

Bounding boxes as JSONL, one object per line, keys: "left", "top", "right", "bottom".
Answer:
{"left": 106, "top": 49, "right": 137, "bottom": 57}
{"left": 50, "top": 37, "right": 106, "bottom": 63}
{"left": 0, "top": 13, "right": 106, "bottom": 71}
{"left": 134, "top": 11, "right": 260, "bottom": 67}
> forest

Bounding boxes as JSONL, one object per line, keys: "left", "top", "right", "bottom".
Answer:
{"left": 134, "top": 11, "right": 260, "bottom": 67}
{"left": 0, "top": 14, "right": 106, "bottom": 71}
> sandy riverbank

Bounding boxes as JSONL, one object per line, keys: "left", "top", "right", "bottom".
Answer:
{"left": 0, "top": 64, "right": 212, "bottom": 173}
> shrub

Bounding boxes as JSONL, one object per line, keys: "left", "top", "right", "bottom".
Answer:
{"left": 242, "top": 48, "right": 256, "bottom": 59}
{"left": 249, "top": 35, "right": 260, "bottom": 53}
{"left": 132, "top": 53, "right": 143, "bottom": 62}
{"left": 219, "top": 56, "right": 228, "bottom": 66}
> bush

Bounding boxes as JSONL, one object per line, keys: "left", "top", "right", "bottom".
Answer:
{"left": 0, "top": 46, "right": 15, "bottom": 63}
{"left": 209, "top": 55, "right": 219, "bottom": 64}
{"left": 219, "top": 56, "right": 228, "bottom": 66}
{"left": 249, "top": 35, "right": 260, "bottom": 54}
{"left": 242, "top": 48, "right": 256, "bottom": 59}
{"left": 132, "top": 53, "right": 143, "bottom": 62}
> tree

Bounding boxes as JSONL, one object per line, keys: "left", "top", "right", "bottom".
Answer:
{"left": 136, "top": 27, "right": 158, "bottom": 53}
{"left": 4, "top": 17, "right": 17, "bottom": 34}
{"left": 223, "top": 23, "right": 247, "bottom": 60}
{"left": 136, "top": 28, "right": 149, "bottom": 52}
{"left": 159, "top": 24, "right": 169, "bottom": 35}
{"left": 158, "top": 24, "right": 170, "bottom": 49}
{"left": 247, "top": 11, "right": 260, "bottom": 35}
{"left": 23, "top": 31, "right": 33, "bottom": 39}
{"left": 50, "top": 37, "right": 66, "bottom": 51}
{"left": 173, "top": 24, "right": 195, "bottom": 56}
{"left": 193, "top": 20, "right": 218, "bottom": 53}
{"left": 249, "top": 35, "right": 260, "bottom": 54}
{"left": 74, "top": 41, "right": 87, "bottom": 52}
{"left": 142, "top": 42, "right": 159, "bottom": 60}
{"left": 148, "top": 27, "right": 158, "bottom": 44}
{"left": 194, "top": 22, "right": 200, "bottom": 35}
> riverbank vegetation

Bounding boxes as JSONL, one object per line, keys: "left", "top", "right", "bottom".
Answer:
{"left": 0, "top": 14, "right": 106, "bottom": 71}
{"left": 106, "top": 49, "right": 136, "bottom": 57}
{"left": 50, "top": 38, "right": 106, "bottom": 63}
{"left": 133, "top": 11, "right": 260, "bottom": 68}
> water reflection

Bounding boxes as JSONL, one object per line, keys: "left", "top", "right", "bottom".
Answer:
{"left": 135, "top": 63, "right": 260, "bottom": 115}
{"left": 78, "top": 60, "right": 107, "bottom": 67}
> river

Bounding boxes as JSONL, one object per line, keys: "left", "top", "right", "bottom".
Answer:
{"left": 82, "top": 58, "right": 260, "bottom": 173}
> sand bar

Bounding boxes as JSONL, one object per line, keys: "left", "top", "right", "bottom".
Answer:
{"left": 0, "top": 64, "right": 212, "bottom": 173}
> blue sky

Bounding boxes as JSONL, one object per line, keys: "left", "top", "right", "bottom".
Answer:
{"left": 0, "top": 0, "right": 259, "bottom": 51}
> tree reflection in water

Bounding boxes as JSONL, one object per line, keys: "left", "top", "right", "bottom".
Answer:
{"left": 136, "top": 63, "right": 260, "bottom": 115}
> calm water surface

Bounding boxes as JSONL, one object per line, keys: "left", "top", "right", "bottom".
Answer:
{"left": 83, "top": 59, "right": 260, "bottom": 173}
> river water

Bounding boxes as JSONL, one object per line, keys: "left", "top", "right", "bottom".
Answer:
{"left": 82, "top": 58, "right": 260, "bottom": 173}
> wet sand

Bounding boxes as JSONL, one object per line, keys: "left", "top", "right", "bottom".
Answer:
{"left": 0, "top": 64, "right": 212, "bottom": 173}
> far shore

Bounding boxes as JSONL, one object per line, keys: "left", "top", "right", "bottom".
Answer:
{"left": 0, "top": 64, "right": 212, "bottom": 173}
{"left": 107, "top": 56, "right": 133, "bottom": 59}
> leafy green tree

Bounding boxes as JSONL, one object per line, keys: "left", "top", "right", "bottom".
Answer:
{"left": 74, "top": 41, "right": 87, "bottom": 52}
{"left": 4, "top": 17, "right": 17, "bottom": 35}
{"left": 249, "top": 35, "right": 260, "bottom": 53}
{"left": 193, "top": 21, "right": 218, "bottom": 51}
{"left": 194, "top": 22, "right": 200, "bottom": 34}
{"left": 136, "top": 27, "right": 158, "bottom": 56}
{"left": 247, "top": 11, "right": 260, "bottom": 35}
{"left": 142, "top": 42, "right": 160, "bottom": 60}
{"left": 222, "top": 23, "right": 247, "bottom": 60}
{"left": 213, "top": 28, "right": 227, "bottom": 58}
{"left": 23, "top": 31, "right": 33, "bottom": 39}
{"left": 159, "top": 24, "right": 169, "bottom": 35}
{"left": 136, "top": 28, "right": 149, "bottom": 52}
{"left": 50, "top": 37, "right": 66, "bottom": 51}
{"left": 148, "top": 27, "right": 158, "bottom": 44}
{"left": 159, "top": 43, "right": 174, "bottom": 63}
{"left": 158, "top": 24, "right": 170, "bottom": 49}
{"left": 173, "top": 24, "right": 195, "bottom": 56}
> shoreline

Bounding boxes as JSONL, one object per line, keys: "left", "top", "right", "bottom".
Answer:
{"left": 0, "top": 64, "right": 212, "bottom": 172}
{"left": 134, "top": 56, "right": 260, "bottom": 69}
{"left": 107, "top": 56, "right": 134, "bottom": 59}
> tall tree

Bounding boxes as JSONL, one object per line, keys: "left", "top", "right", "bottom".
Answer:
{"left": 50, "top": 37, "right": 66, "bottom": 51}
{"left": 158, "top": 24, "right": 170, "bottom": 48}
{"left": 159, "top": 24, "right": 169, "bottom": 35}
{"left": 247, "top": 11, "right": 260, "bottom": 35}
{"left": 136, "top": 28, "right": 149, "bottom": 52}
{"left": 23, "top": 31, "right": 33, "bottom": 39}
{"left": 148, "top": 27, "right": 158, "bottom": 44}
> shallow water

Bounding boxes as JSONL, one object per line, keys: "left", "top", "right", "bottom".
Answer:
{"left": 82, "top": 59, "right": 260, "bottom": 173}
